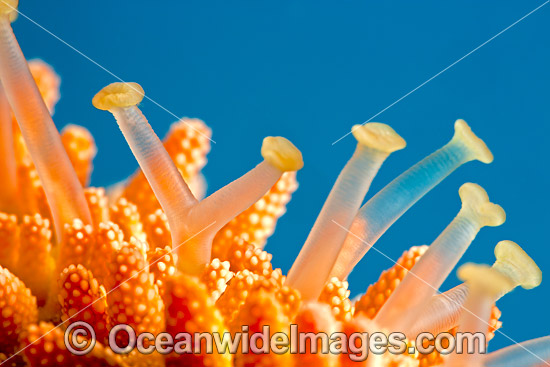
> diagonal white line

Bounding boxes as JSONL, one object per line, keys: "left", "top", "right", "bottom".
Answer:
{"left": 3, "top": 2, "right": 216, "bottom": 144}
{"left": 332, "top": 1, "right": 549, "bottom": 145}
{"left": 0, "top": 221, "right": 217, "bottom": 365}
{"left": 331, "top": 220, "right": 550, "bottom": 366}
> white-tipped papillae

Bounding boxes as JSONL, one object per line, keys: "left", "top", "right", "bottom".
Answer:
{"left": 330, "top": 120, "right": 494, "bottom": 280}
{"left": 374, "top": 183, "right": 505, "bottom": 333}
{"left": 0, "top": 82, "right": 17, "bottom": 214}
{"left": 0, "top": 15, "right": 91, "bottom": 239}
{"left": 483, "top": 336, "right": 550, "bottom": 367}
{"left": 286, "top": 123, "right": 406, "bottom": 300}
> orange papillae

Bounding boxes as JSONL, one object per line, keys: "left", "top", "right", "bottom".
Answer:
{"left": 277, "top": 283, "right": 302, "bottom": 320}
{"left": 216, "top": 268, "right": 299, "bottom": 325}
{"left": 230, "top": 289, "right": 291, "bottom": 367}
{"left": 57, "top": 219, "right": 94, "bottom": 272}
{"left": 355, "top": 245, "right": 428, "bottom": 319}
{"left": 216, "top": 269, "right": 261, "bottom": 321}
{"left": 109, "top": 197, "right": 147, "bottom": 244}
{"left": 20, "top": 322, "right": 125, "bottom": 367}
{"left": 106, "top": 239, "right": 164, "bottom": 345}
{"left": 17, "top": 214, "right": 53, "bottom": 304}
{"left": 200, "top": 258, "right": 234, "bottom": 301}
{"left": 61, "top": 124, "right": 97, "bottom": 188}
{"left": 212, "top": 171, "right": 298, "bottom": 259}
{"left": 293, "top": 302, "right": 339, "bottom": 367}
{"left": 0, "top": 265, "right": 38, "bottom": 354}
{"left": 88, "top": 221, "right": 123, "bottom": 287}
{"left": 319, "top": 277, "right": 354, "bottom": 322}
{"left": 124, "top": 118, "right": 212, "bottom": 217}
{"left": 223, "top": 237, "right": 274, "bottom": 276}
{"left": 0, "top": 11, "right": 92, "bottom": 241}
{"left": 143, "top": 209, "right": 172, "bottom": 249}
{"left": 0, "top": 212, "right": 18, "bottom": 271}
{"left": 84, "top": 187, "right": 110, "bottom": 229}
{"left": 147, "top": 246, "right": 177, "bottom": 297}
{"left": 57, "top": 264, "right": 109, "bottom": 343}
{"left": 164, "top": 273, "right": 231, "bottom": 367}
{"left": 163, "top": 118, "right": 212, "bottom": 184}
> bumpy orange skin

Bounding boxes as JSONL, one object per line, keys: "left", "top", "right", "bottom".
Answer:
{"left": 17, "top": 214, "right": 53, "bottom": 305}
{"left": 0, "top": 265, "right": 38, "bottom": 354}
{"left": 143, "top": 209, "right": 172, "bottom": 249}
{"left": 58, "top": 219, "right": 94, "bottom": 272}
{"left": 355, "top": 246, "right": 429, "bottom": 319}
{"left": 58, "top": 264, "right": 109, "bottom": 343}
{"left": 230, "top": 289, "right": 291, "bottom": 367}
{"left": 88, "top": 221, "right": 123, "bottom": 287}
{"left": 319, "top": 277, "right": 354, "bottom": 322}
{"left": 216, "top": 268, "right": 289, "bottom": 323}
{"left": 212, "top": 171, "right": 298, "bottom": 259}
{"left": 106, "top": 239, "right": 165, "bottom": 347}
{"left": 224, "top": 237, "right": 274, "bottom": 276}
{"left": 147, "top": 245, "right": 177, "bottom": 297}
{"left": 109, "top": 197, "right": 147, "bottom": 245}
{"left": 164, "top": 273, "right": 231, "bottom": 367}
{"left": 0, "top": 212, "right": 18, "bottom": 272}
{"left": 200, "top": 258, "right": 234, "bottom": 301}
{"left": 20, "top": 322, "right": 126, "bottom": 367}
{"left": 84, "top": 187, "right": 110, "bottom": 229}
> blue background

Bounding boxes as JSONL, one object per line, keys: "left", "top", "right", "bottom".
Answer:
{"left": 14, "top": 0, "right": 549, "bottom": 351}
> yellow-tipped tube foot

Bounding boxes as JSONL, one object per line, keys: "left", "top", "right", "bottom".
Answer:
{"left": 261, "top": 136, "right": 303, "bottom": 172}
{"left": 351, "top": 123, "right": 406, "bottom": 153}
{"left": 458, "top": 263, "right": 515, "bottom": 298}
{"left": 494, "top": 240, "right": 542, "bottom": 290}
{"left": 452, "top": 119, "right": 493, "bottom": 164}
{"left": 0, "top": 0, "right": 17, "bottom": 16}
{"left": 92, "top": 82, "right": 144, "bottom": 111}
{"left": 287, "top": 123, "right": 402, "bottom": 300}
{"left": 459, "top": 183, "right": 506, "bottom": 227}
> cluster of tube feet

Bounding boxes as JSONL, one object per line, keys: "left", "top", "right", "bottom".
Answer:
{"left": 0, "top": 1, "right": 547, "bottom": 366}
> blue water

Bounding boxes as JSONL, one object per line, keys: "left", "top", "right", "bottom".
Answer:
{"left": 15, "top": 0, "right": 550, "bottom": 351}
